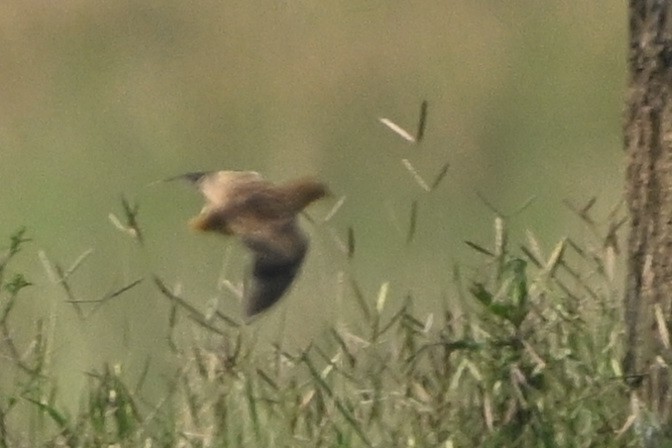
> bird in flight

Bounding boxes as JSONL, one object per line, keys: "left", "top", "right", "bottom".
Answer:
{"left": 173, "top": 170, "right": 329, "bottom": 318}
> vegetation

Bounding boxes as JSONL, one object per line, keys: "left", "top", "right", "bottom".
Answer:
{"left": 0, "top": 205, "right": 637, "bottom": 446}
{"left": 0, "top": 2, "right": 629, "bottom": 446}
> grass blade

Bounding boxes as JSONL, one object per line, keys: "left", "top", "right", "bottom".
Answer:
{"left": 415, "top": 100, "right": 428, "bottom": 142}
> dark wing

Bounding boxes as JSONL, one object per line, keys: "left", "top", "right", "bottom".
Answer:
{"left": 241, "top": 220, "right": 308, "bottom": 317}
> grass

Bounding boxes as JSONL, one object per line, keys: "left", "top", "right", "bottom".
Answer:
{"left": 0, "top": 201, "right": 641, "bottom": 447}
{"left": 0, "top": 1, "right": 628, "bottom": 445}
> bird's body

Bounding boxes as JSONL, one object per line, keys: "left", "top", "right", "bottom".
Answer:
{"left": 175, "top": 170, "right": 328, "bottom": 317}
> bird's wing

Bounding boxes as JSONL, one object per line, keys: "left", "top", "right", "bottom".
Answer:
{"left": 240, "top": 220, "right": 308, "bottom": 317}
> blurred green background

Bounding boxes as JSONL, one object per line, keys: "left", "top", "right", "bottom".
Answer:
{"left": 1, "top": 1, "right": 624, "bottom": 410}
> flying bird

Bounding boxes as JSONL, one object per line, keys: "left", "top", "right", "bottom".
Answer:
{"left": 174, "top": 170, "right": 329, "bottom": 318}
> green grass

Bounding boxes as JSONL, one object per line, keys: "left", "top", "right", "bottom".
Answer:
{"left": 0, "top": 208, "right": 640, "bottom": 447}
{"left": 0, "top": 2, "right": 632, "bottom": 446}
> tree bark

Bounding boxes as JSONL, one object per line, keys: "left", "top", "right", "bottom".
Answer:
{"left": 624, "top": 0, "right": 672, "bottom": 428}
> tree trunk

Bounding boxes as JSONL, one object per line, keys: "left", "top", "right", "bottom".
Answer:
{"left": 624, "top": 0, "right": 672, "bottom": 431}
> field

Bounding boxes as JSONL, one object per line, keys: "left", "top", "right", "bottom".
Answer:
{"left": 0, "top": 1, "right": 630, "bottom": 446}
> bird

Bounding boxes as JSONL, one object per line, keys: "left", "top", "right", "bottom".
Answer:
{"left": 173, "top": 170, "right": 329, "bottom": 318}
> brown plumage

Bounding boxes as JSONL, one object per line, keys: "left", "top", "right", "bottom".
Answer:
{"left": 175, "top": 171, "right": 329, "bottom": 317}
